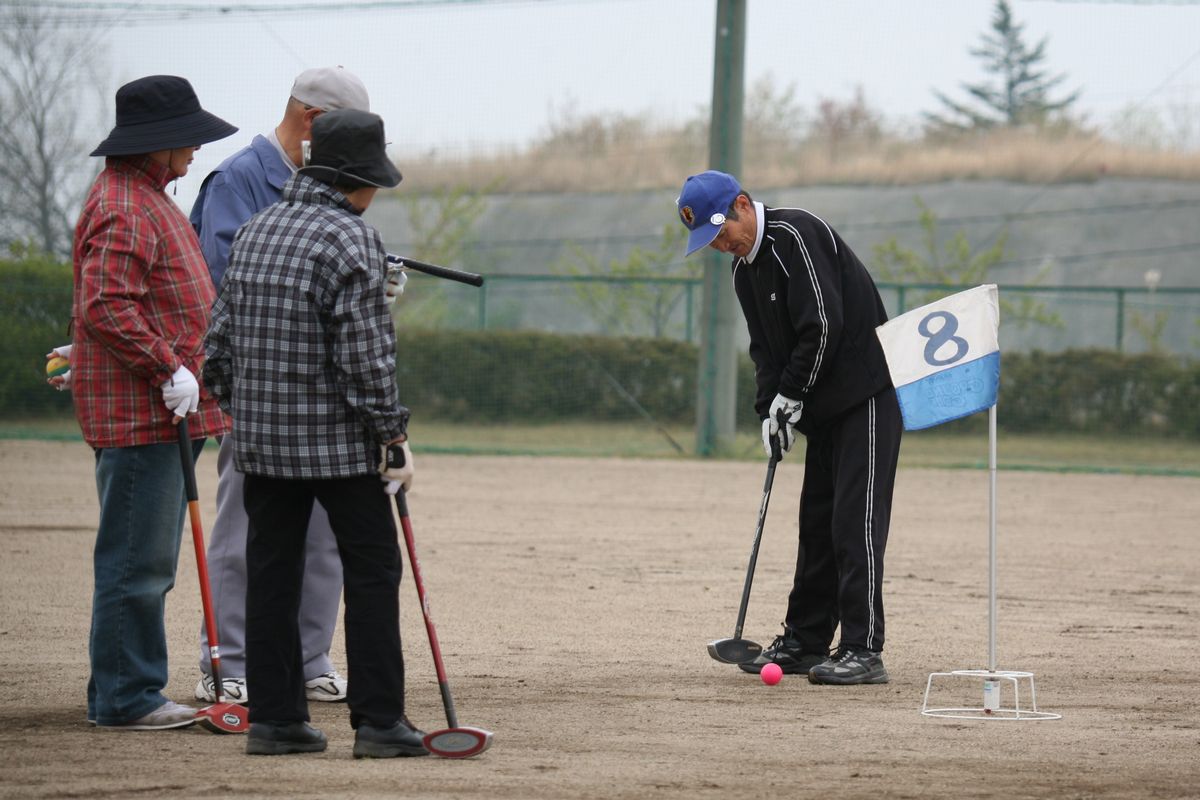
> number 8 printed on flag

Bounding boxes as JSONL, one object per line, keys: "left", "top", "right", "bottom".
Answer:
{"left": 875, "top": 284, "right": 1000, "bottom": 431}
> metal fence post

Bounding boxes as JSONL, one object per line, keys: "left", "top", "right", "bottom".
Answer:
{"left": 685, "top": 282, "right": 695, "bottom": 344}
{"left": 1115, "top": 288, "right": 1125, "bottom": 353}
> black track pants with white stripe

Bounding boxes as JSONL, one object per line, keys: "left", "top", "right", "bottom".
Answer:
{"left": 783, "top": 388, "right": 902, "bottom": 654}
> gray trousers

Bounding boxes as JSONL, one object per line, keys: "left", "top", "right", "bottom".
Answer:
{"left": 198, "top": 434, "right": 343, "bottom": 681}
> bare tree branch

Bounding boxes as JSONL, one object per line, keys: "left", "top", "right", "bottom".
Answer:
{"left": 0, "top": 2, "right": 104, "bottom": 258}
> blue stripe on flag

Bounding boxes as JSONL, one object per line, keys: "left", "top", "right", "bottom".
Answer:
{"left": 894, "top": 351, "right": 1000, "bottom": 431}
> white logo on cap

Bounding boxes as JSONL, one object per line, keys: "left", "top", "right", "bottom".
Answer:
{"left": 710, "top": 213, "right": 726, "bottom": 226}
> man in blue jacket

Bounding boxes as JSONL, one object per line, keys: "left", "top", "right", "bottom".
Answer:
{"left": 190, "top": 67, "right": 403, "bottom": 706}
{"left": 678, "top": 170, "right": 903, "bottom": 685}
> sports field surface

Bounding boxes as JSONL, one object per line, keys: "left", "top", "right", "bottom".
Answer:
{"left": 1, "top": 439, "right": 1197, "bottom": 799}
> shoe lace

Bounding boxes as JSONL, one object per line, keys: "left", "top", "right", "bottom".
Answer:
{"left": 766, "top": 632, "right": 802, "bottom": 659}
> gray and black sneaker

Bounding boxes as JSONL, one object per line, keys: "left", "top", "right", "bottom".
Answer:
{"left": 807, "top": 646, "right": 889, "bottom": 685}
{"left": 738, "top": 632, "right": 829, "bottom": 675}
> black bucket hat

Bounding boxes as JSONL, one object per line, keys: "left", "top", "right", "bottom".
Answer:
{"left": 298, "top": 109, "right": 402, "bottom": 189}
{"left": 91, "top": 75, "right": 238, "bottom": 157}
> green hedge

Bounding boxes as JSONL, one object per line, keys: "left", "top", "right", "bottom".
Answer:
{"left": 0, "top": 251, "right": 75, "bottom": 418}
{"left": 999, "top": 349, "right": 1200, "bottom": 437}
{"left": 394, "top": 329, "right": 757, "bottom": 423}
{"left": 3, "top": 252, "right": 1198, "bottom": 439}
{"left": 396, "top": 333, "right": 1200, "bottom": 439}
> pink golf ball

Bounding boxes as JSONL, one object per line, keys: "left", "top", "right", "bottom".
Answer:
{"left": 761, "top": 663, "right": 783, "bottom": 686}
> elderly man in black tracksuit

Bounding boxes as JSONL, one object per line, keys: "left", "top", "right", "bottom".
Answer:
{"left": 678, "top": 170, "right": 902, "bottom": 685}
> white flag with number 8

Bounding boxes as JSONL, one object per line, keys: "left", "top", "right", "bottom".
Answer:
{"left": 875, "top": 284, "right": 1000, "bottom": 431}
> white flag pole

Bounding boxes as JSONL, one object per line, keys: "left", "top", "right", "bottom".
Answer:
{"left": 989, "top": 403, "right": 998, "bottom": 675}
{"left": 917, "top": 289, "right": 1059, "bottom": 720}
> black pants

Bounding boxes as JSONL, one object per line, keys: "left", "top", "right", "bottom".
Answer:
{"left": 785, "top": 389, "right": 902, "bottom": 654}
{"left": 243, "top": 473, "right": 405, "bottom": 729}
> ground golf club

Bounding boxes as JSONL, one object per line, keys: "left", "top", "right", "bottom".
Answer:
{"left": 707, "top": 429, "right": 783, "bottom": 664}
{"left": 393, "top": 488, "right": 493, "bottom": 758}
{"left": 177, "top": 420, "right": 249, "bottom": 735}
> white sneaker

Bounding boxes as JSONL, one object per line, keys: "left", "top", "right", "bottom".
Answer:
{"left": 100, "top": 701, "right": 197, "bottom": 731}
{"left": 305, "top": 670, "right": 348, "bottom": 702}
{"left": 195, "top": 675, "right": 249, "bottom": 704}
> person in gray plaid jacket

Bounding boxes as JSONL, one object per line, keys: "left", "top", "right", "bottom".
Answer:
{"left": 203, "top": 109, "right": 426, "bottom": 759}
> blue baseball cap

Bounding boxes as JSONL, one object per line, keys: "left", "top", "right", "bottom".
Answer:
{"left": 677, "top": 170, "right": 741, "bottom": 255}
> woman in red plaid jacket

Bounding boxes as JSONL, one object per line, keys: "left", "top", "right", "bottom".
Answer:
{"left": 71, "top": 75, "right": 236, "bottom": 731}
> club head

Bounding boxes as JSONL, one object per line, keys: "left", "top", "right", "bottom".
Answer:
{"left": 423, "top": 726, "right": 493, "bottom": 759}
{"left": 707, "top": 637, "right": 763, "bottom": 664}
{"left": 195, "top": 703, "right": 248, "bottom": 734}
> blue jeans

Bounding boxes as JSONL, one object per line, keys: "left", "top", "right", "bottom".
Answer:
{"left": 87, "top": 439, "right": 203, "bottom": 725}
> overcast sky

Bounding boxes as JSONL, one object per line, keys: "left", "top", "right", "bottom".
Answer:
{"left": 60, "top": 0, "right": 1200, "bottom": 211}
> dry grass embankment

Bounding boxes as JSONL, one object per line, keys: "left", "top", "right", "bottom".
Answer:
{"left": 395, "top": 128, "right": 1200, "bottom": 194}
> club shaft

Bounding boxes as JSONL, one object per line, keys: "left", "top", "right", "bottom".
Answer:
{"left": 177, "top": 420, "right": 227, "bottom": 700}
{"left": 386, "top": 254, "right": 484, "bottom": 287}
{"left": 732, "top": 456, "right": 777, "bottom": 639}
{"left": 438, "top": 681, "right": 459, "bottom": 731}
{"left": 395, "top": 491, "right": 460, "bottom": 729}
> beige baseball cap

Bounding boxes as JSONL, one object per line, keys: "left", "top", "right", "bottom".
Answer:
{"left": 290, "top": 66, "right": 370, "bottom": 112}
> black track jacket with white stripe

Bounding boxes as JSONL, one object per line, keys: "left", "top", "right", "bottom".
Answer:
{"left": 733, "top": 205, "right": 893, "bottom": 435}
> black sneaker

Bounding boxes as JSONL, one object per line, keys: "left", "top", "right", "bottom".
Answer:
{"left": 738, "top": 632, "right": 829, "bottom": 675}
{"left": 353, "top": 717, "right": 430, "bottom": 759}
{"left": 246, "top": 721, "right": 327, "bottom": 755}
{"left": 807, "top": 647, "right": 889, "bottom": 685}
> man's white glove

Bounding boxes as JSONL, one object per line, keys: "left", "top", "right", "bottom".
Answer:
{"left": 161, "top": 365, "right": 200, "bottom": 419}
{"left": 380, "top": 440, "right": 414, "bottom": 493}
{"left": 384, "top": 269, "right": 408, "bottom": 306}
{"left": 46, "top": 344, "right": 73, "bottom": 391}
{"left": 767, "top": 392, "right": 803, "bottom": 454}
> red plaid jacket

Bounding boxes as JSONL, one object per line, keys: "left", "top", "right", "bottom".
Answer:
{"left": 71, "top": 156, "right": 229, "bottom": 448}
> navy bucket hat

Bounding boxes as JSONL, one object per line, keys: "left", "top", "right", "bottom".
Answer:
{"left": 91, "top": 75, "right": 238, "bottom": 157}
{"left": 299, "top": 109, "right": 402, "bottom": 190}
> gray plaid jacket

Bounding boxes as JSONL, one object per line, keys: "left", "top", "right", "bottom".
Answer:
{"left": 203, "top": 173, "right": 408, "bottom": 479}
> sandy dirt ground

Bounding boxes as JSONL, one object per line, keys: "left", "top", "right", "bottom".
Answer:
{"left": 0, "top": 439, "right": 1197, "bottom": 800}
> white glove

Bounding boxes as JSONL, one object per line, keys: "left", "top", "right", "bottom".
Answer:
{"left": 768, "top": 392, "right": 803, "bottom": 453}
{"left": 46, "top": 344, "right": 73, "bottom": 391}
{"left": 384, "top": 269, "right": 408, "bottom": 306}
{"left": 161, "top": 365, "right": 200, "bottom": 419}
{"left": 379, "top": 440, "right": 414, "bottom": 493}
{"left": 761, "top": 417, "right": 774, "bottom": 458}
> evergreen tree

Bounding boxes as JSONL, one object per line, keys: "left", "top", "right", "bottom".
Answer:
{"left": 926, "top": 0, "right": 1080, "bottom": 132}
